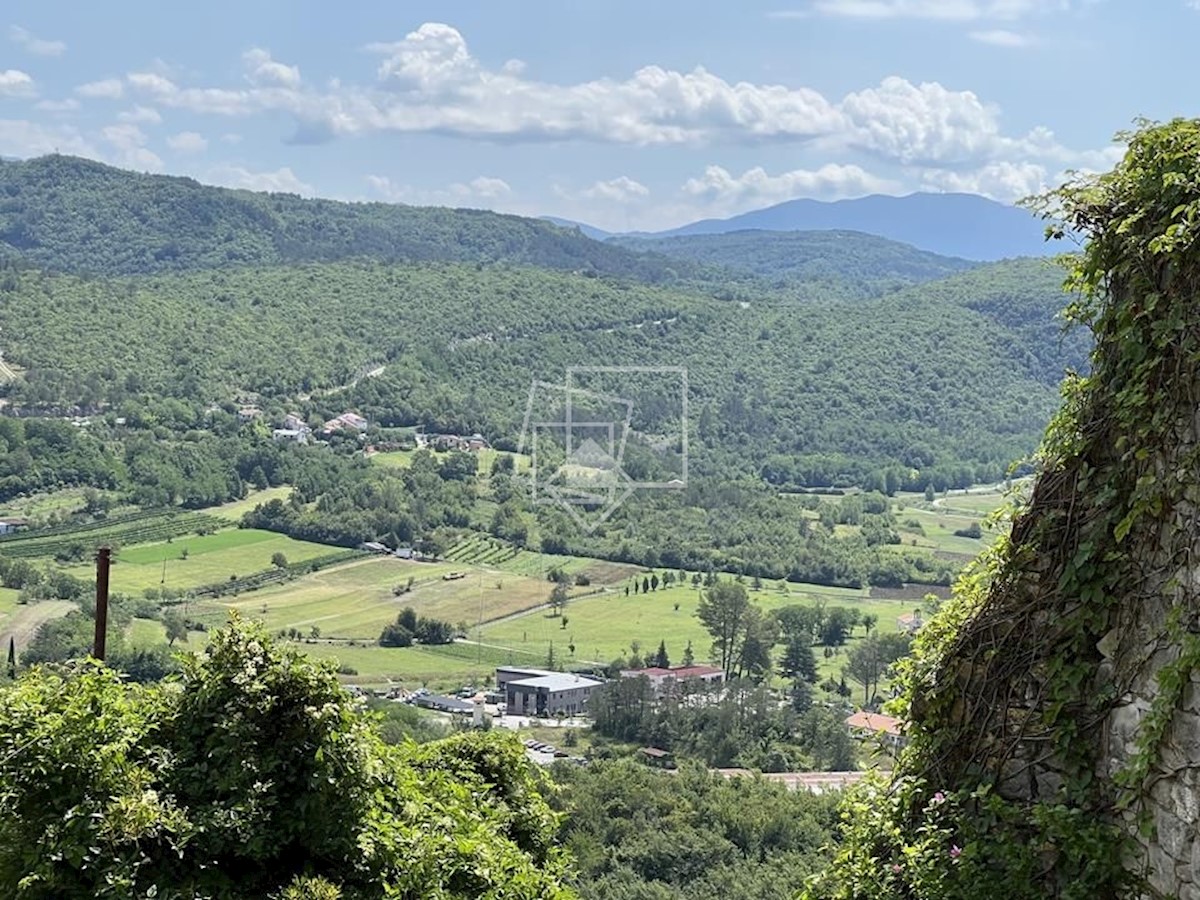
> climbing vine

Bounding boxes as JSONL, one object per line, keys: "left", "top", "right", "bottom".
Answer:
{"left": 807, "top": 118, "right": 1200, "bottom": 899}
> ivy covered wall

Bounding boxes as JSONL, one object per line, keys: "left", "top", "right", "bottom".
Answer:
{"left": 806, "top": 119, "right": 1200, "bottom": 900}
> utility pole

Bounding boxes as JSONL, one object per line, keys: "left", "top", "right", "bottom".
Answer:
{"left": 93, "top": 547, "right": 111, "bottom": 660}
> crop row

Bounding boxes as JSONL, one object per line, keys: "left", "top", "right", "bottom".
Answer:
{"left": 0, "top": 512, "right": 226, "bottom": 558}
{"left": 192, "top": 550, "right": 366, "bottom": 599}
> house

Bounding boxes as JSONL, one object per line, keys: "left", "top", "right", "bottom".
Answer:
{"left": 897, "top": 609, "right": 925, "bottom": 635}
{"left": 393, "top": 546, "right": 415, "bottom": 560}
{"left": 619, "top": 664, "right": 725, "bottom": 697}
{"left": 322, "top": 412, "right": 369, "bottom": 435}
{"left": 845, "top": 711, "right": 907, "bottom": 751}
{"left": 358, "top": 541, "right": 390, "bottom": 554}
{"left": 504, "top": 672, "right": 603, "bottom": 717}
{"left": 639, "top": 746, "right": 674, "bottom": 768}
{"left": 272, "top": 428, "right": 309, "bottom": 445}
{"left": 0, "top": 517, "right": 29, "bottom": 535}
{"left": 283, "top": 412, "right": 307, "bottom": 431}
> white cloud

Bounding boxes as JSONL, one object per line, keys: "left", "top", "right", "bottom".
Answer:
{"left": 0, "top": 70, "right": 35, "bottom": 97}
{"left": 35, "top": 98, "right": 79, "bottom": 112}
{"left": 166, "top": 131, "right": 208, "bottom": 153}
{"left": 220, "top": 133, "right": 243, "bottom": 144}
{"left": 681, "top": 163, "right": 894, "bottom": 213}
{"left": 366, "top": 173, "right": 514, "bottom": 207}
{"left": 840, "top": 76, "right": 1009, "bottom": 165}
{"left": 8, "top": 25, "right": 66, "bottom": 57}
{"left": 581, "top": 176, "right": 651, "bottom": 203}
{"left": 243, "top": 48, "right": 302, "bottom": 88}
{"left": 210, "top": 165, "right": 314, "bottom": 195}
{"left": 808, "top": 0, "right": 1061, "bottom": 19}
{"left": 969, "top": 28, "right": 1032, "bottom": 46}
{"left": 0, "top": 119, "right": 94, "bottom": 157}
{"left": 76, "top": 78, "right": 124, "bottom": 99}
{"left": 118, "top": 106, "right": 162, "bottom": 124}
{"left": 920, "top": 160, "right": 1048, "bottom": 200}
{"left": 100, "top": 124, "right": 164, "bottom": 171}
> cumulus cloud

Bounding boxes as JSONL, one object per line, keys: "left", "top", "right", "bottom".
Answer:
{"left": 920, "top": 160, "right": 1048, "bottom": 201}
{"left": 243, "top": 48, "right": 301, "bottom": 88}
{"left": 103, "top": 21, "right": 1106, "bottom": 203}
{"left": 366, "top": 173, "right": 514, "bottom": 207}
{"left": 0, "top": 70, "right": 35, "bottom": 97}
{"left": 0, "top": 119, "right": 94, "bottom": 157}
{"left": 581, "top": 176, "right": 651, "bottom": 203}
{"left": 8, "top": 25, "right": 66, "bottom": 57}
{"left": 167, "top": 131, "right": 208, "bottom": 153}
{"left": 118, "top": 105, "right": 162, "bottom": 124}
{"left": 76, "top": 78, "right": 124, "bottom": 99}
{"left": 100, "top": 123, "right": 164, "bottom": 171}
{"left": 681, "top": 163, "right": 894, "bottom": 212}
{"left": 210, "top": 165, "right": 315, "bottom": 195}
{"left": 969, "top": 28, "right": 1032, "bottom": 46}
{"left": 35, "top": 98, "right": 78, "bottom": 113}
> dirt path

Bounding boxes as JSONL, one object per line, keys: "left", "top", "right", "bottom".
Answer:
{"left": 0, "top": 600, "right": 75, "bottom": 654}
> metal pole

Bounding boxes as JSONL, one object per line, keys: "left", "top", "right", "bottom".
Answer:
{"left": 94, "top": 547, "right": 111, "bottom": 660}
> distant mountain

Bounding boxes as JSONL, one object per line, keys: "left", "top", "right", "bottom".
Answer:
{"left": 0, "top": 155, "right": 688, "bottom": 282}
{"left": 611, "top": 229, "right": 979, "bottom": 295}
{"left": 637, "top": 193, "right": 1055, "bottom": 261}
{"left": 540, "top": 216, "right": 612, "bottom": 241}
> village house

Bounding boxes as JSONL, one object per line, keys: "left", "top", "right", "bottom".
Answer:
{"left": 283, "top": 412, "right": 307, "bottom": 431}
{"left": 0, "top": 517, "right": 30, "bottom": 535}
{"left": 897, "top": 608, "right": 925, "bottom": 635}
{"left": 845, "top": 710, "right": 907, "bottom": 751}
{"left": 272, "top": 428, "right": 309, "bottom": 445}
{"left": 321, "top": 411, "right": 369, "bottom": 435}
{"left": 619, "top": 664, "right": 725, "bottom": 697}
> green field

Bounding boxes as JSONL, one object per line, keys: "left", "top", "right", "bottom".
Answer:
{"left": 191, "top": 555, "right": 588, "bottom": 640}
{"left": 210, "top": 486, "right": 293, "bottom": 522}
{"left": 63, "top": 528, "right": 336, "bottom": 595}
{"left": 478, "top": 580, "right": 917, "bottom": 673}
{"left": 0, "top": 587, "right": 18, "bottom": 619}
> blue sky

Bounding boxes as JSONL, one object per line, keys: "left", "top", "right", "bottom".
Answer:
{"left": 1, "top": 0, "right": 1195, "bottom": 231}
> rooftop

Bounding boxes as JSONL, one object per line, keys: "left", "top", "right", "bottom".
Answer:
{"left": 845, "top": 711, "right": 904, "bottom": 736}
{"left": 508, "top": 673, "right": 604, "bottom": 692}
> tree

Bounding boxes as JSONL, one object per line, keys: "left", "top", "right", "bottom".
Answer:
{"left": 642, "top": 576, "right": 650, "bottom": 594}
{"left": 843, "top": 635, "right": 884, "bottom": 705}
{"left": 681, "top": 640, "right": 695, "bottom": 667}
{"left": 652, "top": 640, "right": 670, "bottom": 668}
{"left": 650, "top": 573, "right": 659, "bottom": 591}
{"left": 309, "top": 625, "right": 321, "bottom": 639}
{"left": 163, "top": 608, "right": 189, "bottom": 647}
{"left": 0, "top": 617, "right": 572, "bottom": 898}
{"left": 271, "top": 551, "right": 289, "bottom": 569}
{"left": 379, "top": 622, "right": 414, "bottom": 647}
{"left": 819, "top": 607, "right": 852, "bottom": 646}
{"left": 549, "top": 581, "right": 569, "bottom": 617}
{"left": 862, "top": 613, "right": 878, "bottom": 636}
{"left": 781, "top": 635, "right": 818, "bottom": 683}
{"left": 696, "top": 580, "right": 753, "bottom": 678}
{"left": 5, "top": 636, "right": 13, "bottom": 679}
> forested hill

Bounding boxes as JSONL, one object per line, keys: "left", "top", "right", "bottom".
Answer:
{"left": 612, "top": 230, "right": 980, "bottom": 296}
{"left": 0, "top": 155, "right": 695, "bottom": 282}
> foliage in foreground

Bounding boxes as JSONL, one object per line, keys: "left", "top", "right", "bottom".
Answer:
{"left": 0, "top": 616, "right": 572, "bottom": 899}
{"left": 551, "top": 759, "right": 839, "bottom": 900}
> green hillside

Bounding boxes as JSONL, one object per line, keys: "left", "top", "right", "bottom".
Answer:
{"left": 0, "top": 155, "right": 696, "bottom": 283}
{"left": 612, "top": 229, "right": 980, "bottom": 296}
{"left": 0, "top": 254, "right": 1085, "bottom": 490}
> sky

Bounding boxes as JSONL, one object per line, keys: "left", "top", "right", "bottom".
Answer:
{"left": 0, "top": 0, "right": 1196, "bottom": 232}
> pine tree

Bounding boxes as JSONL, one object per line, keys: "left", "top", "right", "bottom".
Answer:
{"left": 6, "top": 636, "right": 14, "bottom": 679}
{"left": 652, "top": 640, "right": 670, "bottom": 668}
{"left": 681, "top": 640, "right": 695, "bottom": 667}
